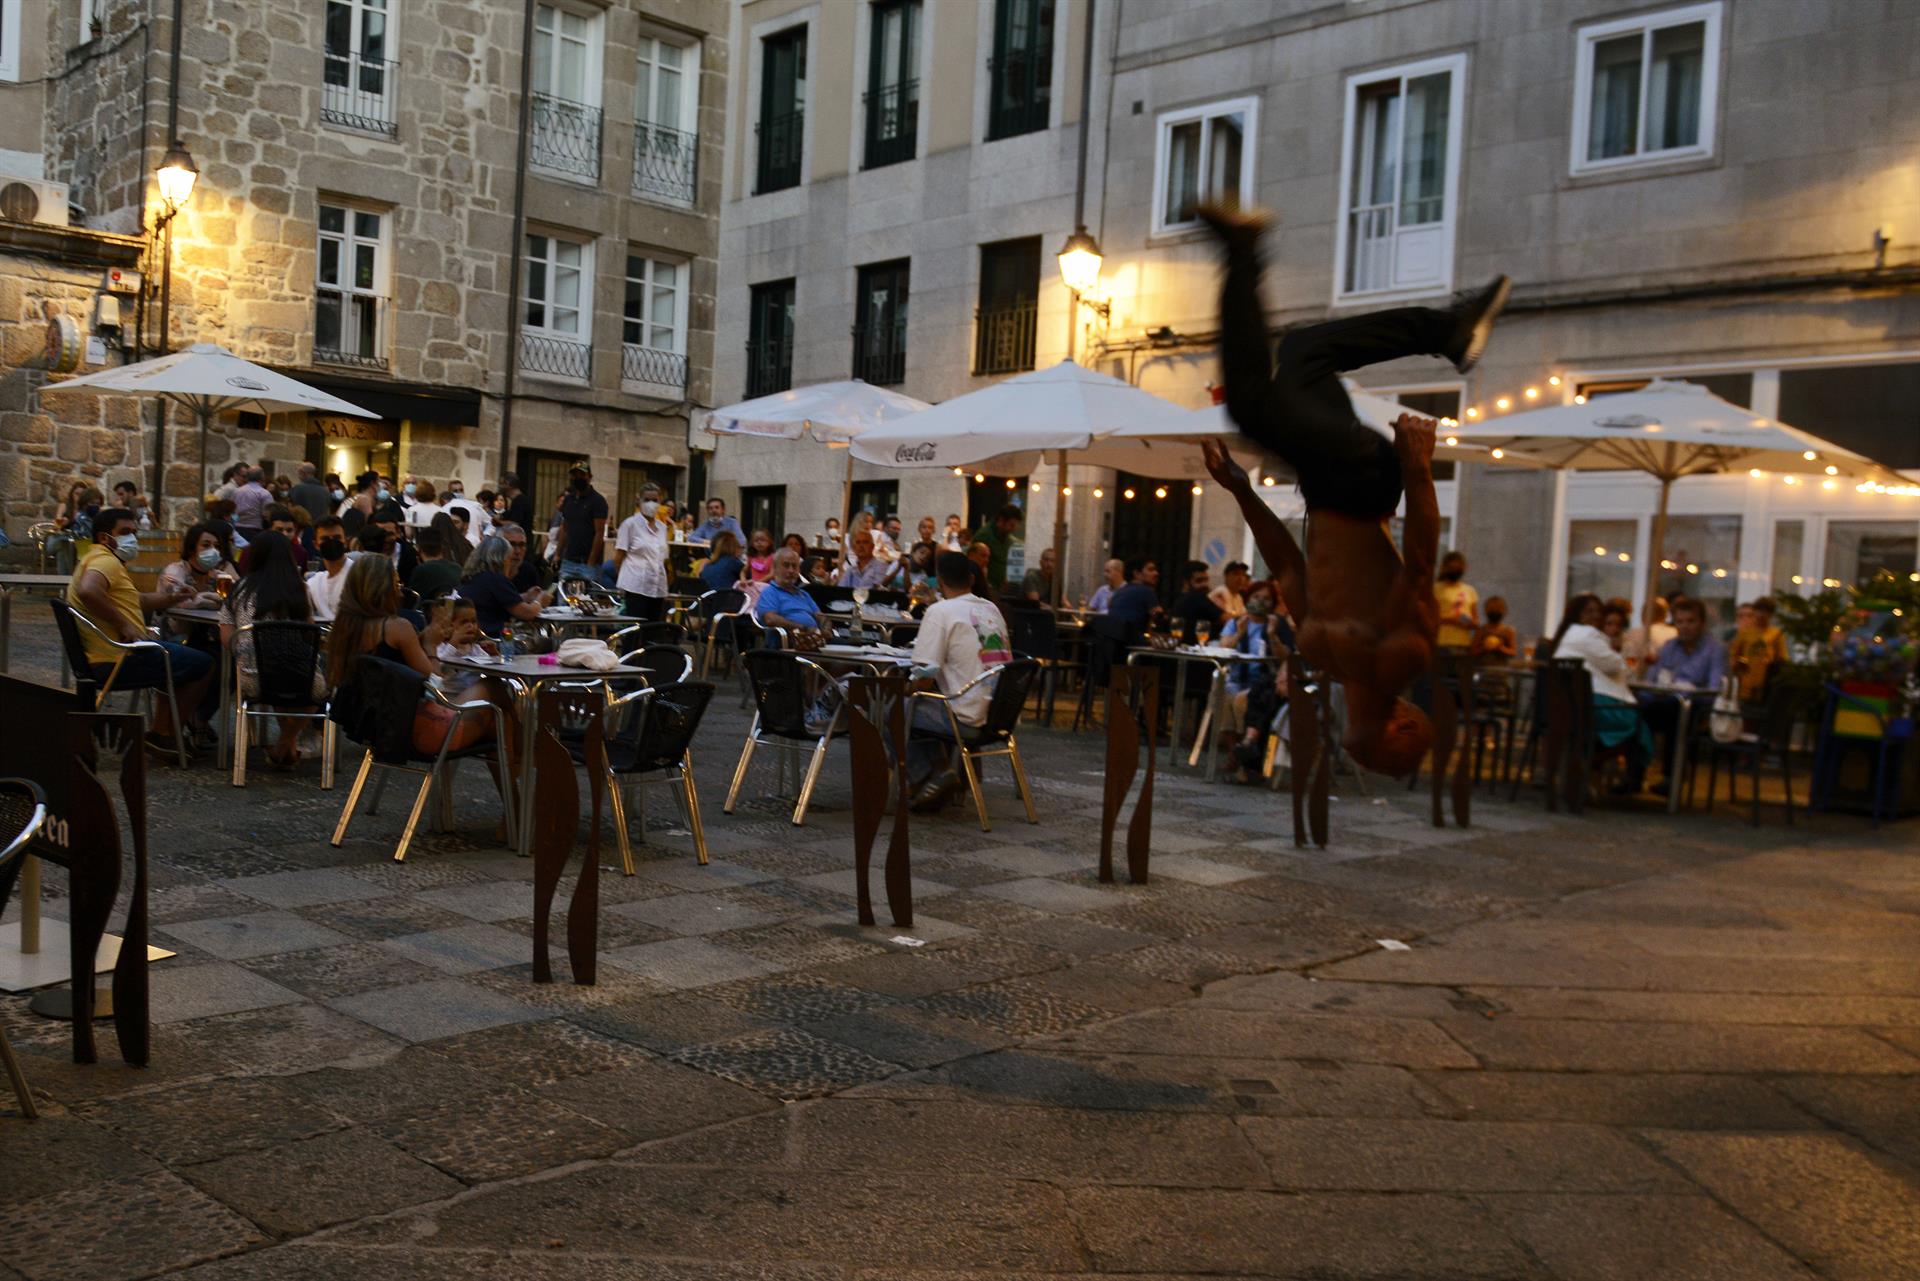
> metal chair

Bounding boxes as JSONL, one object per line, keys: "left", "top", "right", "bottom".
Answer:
{"left": 230, "top": 620, "right": 337, "bottom": 789}
{"left": 328, "top": 655, "right": 517, "bottom": 861}
{"left": 28, "top": 522, "right": 60, "bottom": 574}
{"left": 725, "top": 648, "right": 850, "bottom": 826}
{"left": 910, "top": 658, "right": 1042, "bottom": 832}
{"left": 1071, "top": 615, "right": 1141, "bottom": 732}
{"left": 621, "top": 643, "right": 695, "bottom": 686}
{"left": 0, "top": 777, "right": 47, "bottom": 1118}
{"left": 1007, "top": 607, "right": 1078, "bottom": 727}
{"left": 1696, "top": 679, "right": 1807, "bottom": 826}
{"left": 692, "top": 589, "right": 751, "bottom": 678}
{"left": 576, "top": 680, "right": 716, "bottom": 872}
{"left": 609, "top": 620, "right": 687, "bottom": 654}
{"left": 49, "top": 598, "right": 189, "bottom": 768}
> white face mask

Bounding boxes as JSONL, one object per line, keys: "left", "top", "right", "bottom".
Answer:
{"left": 113, "top": 533, "right": 141, "bottom": 562}
{"left": 640, "top": 501, "right": 659, "bottom": 517}
{"left": 331, "top": 488, "right": 345, "bottom": 501}
{"left": 194, "top": 547, "right": 223, "bottom": 571}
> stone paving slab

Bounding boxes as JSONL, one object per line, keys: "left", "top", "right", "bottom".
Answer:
{"left": 326, "top": 977, "right": 547, "bottom": 1043}
{"left": 179, "top": 1127, "right": 463, "bottom": 1236}
{"left": 1481, "top": 1193, "right": 1819, "bottom": 1281}
{"left": 157, "top": 911, "right": 357, "bottom": 961}
{"left": 148, "top": 960, "right": 307, "bottom": 1023}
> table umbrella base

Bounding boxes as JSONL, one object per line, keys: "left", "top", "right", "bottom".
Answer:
{"left": 29, "top": 983, "right": 115, "bottom": 1020}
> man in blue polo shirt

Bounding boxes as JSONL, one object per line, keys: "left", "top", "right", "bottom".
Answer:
{"left": 1636, "top": 596, "right": 1726, "bottom": 795}
{"left": 754, "top": 547, "right": 830, "bottom": 640}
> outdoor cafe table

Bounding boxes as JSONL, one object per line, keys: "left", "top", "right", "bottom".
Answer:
{"left": 1630, "top": 680, "right": 1713, "bottom": 815}
{"left": 536, "top": 608, "right": 649, "bottom": 636}
{"left": 440, "top": 653, "right": 651, "bottom": 859}
{"left": 166, "top": 606, "right": 236, "bottom": 769}
{"left": 0, "top": 573, "right": 71, "bottom": 675}
{"left": 1127, "top": 644, "right": 1287, "bottom": 782}
{"left": 813, "top": 643, "right": 915, "bottom": 676}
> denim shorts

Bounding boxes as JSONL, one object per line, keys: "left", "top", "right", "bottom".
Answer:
{"left": 91, "top": 638, "right": 213, "bottom": 691}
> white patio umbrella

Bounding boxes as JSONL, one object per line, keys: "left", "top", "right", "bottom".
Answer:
{"left": 705, "top": 379, "right": 933, "bottom": 538}
{"left": 850, "top": 361, "right": 1200, "bottom": 603}
{"left": 44, "top": 343, "right": 378, "bottom": 517}
{"left": 1450, "top": 378, "right": 1892, "bottom": 599}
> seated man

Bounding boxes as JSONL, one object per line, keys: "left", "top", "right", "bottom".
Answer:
{"left": 1210, "top": 560, "right": 1251, "bottom": 620}
{"left": 1106, "top": 557, "right": 1164, "bottom": 631}
{"left": 1200, "top": 202, "right": 1508, "bottom": 775}
{"left": 1086, "top": 557, "right": 1124, "bottom": 612}
{"left": 905, "top": 551, "right": 1015, "bottom": 809}
{"left": 66, "top": 507, "right": 214, "bottom": 756}
{"left": 836, "top": 529, "right": 893, "bottom": 589}
{"left": 1637, "top": 595, "right": 1727, "bottom": 792}
{"left": 1169, "top": 559, "right": 1225, "bottom": 644}
{"left": 756, "top": 547, "right": 831, "bottom": 643}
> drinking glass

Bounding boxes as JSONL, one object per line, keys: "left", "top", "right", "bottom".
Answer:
{"left": 852, "top": 586, "right": 870, "bottom": 609}
{"left": 1194, "top": 620, "right": 1211, "bottom": 647}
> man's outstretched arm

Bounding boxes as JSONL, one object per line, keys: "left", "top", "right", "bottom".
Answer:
{"left": 1203, "top": 438, "right": 1307, "bottom": 622}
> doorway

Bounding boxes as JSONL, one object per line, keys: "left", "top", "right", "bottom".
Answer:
{"left": 1108, "top": 471, "right": 1193, "bottom": 604}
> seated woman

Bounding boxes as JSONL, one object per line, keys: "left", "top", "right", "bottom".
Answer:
{"left": 158, "top": 522, "right": 236, "bottom": 636}
{"left": 899, "top": 540, "right": 939, "bottom": 607}
{"left": 219, "top": 531, "right": 326, "bottom": 769}
{"left": 700, "top": 530, "right": 746, "bottom": 592}
{"left": 324, "top": 554, "right": 504, "bottom": 761}
{"left": 457, "top": 536, "right": 553, "bottom": 638}
{"left": 1543, "top": 592, "right": 1650, "bottom": 787}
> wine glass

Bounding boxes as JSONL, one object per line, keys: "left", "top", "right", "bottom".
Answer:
{"left": 852, "top": 585, "right": 870, "bottom": 610}
{"left": 1194, "top": 619, "right": 1211, "bottom": 648}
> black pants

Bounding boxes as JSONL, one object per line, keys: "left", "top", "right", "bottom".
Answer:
{"left": 1219, "top": 246, "right": 1455, "bottom": 517}
{"left": 623, "top": 592, "right": 666, "bottom": 622}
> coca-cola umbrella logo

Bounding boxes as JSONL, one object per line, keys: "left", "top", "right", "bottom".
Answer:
{"left": 893, "top": 442, "right": 938, "bottom": 463}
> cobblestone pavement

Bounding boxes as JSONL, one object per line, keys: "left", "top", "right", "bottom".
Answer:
{"left": 0, "top": 612, "right": 1916, "bottom": 1280}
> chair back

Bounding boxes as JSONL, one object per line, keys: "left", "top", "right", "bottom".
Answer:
{"left": 740, "top": 648, "right": 828, "bottom": 739}
{"left": 622, "top": 644, "right": 695, "bottom": 686}
{"left": 634, "top": 621, "right": 686, "bottom": 647}
{"left": 240, "top": 620, "right": 326, "bottom": 707}
{"left": 695, "top": 589, "right": 747, "bottom": 621}
{"left": 1007, "top": 608, "right": 1059, "bottom": 661}
{"left": 611, "top": 680, "right": 715, "bottom": 774}
{"left": 672, "top": 575, "right": 707, "bottom": 596}
{"left": 1754, "top": 673, "right": 1814, "bottom": 751}
{"left": 977, "top": 658, "right": 1041, "bottom": 740}
{"left": 329, "top": 654, "right": 429, "bottom": 763}
{"left": 1085, "top": 614, "right": 1140, "bottom": 691}
{"left": 48, "top": 597, "right": 93, "bottom": 676}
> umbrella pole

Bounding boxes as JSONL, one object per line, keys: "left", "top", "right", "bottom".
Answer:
{"left": 839, "top": 450, "right": 855, "bottom": 553}
{"left": 197, "top": 405, "right": 210, "bottom": 513}
{"left": 1050, "top": 449, "right": 1068, "bottom": 607}
{"left": 1644, "top": 474, "right": 1673, "bottom": 610}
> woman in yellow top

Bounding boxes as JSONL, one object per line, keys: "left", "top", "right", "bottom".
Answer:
{"left": 1432, "top": 551, "right": 1478, "bottom": 650}
{"left": 1729, "top": 596, "right": 1789, "bottom": 702}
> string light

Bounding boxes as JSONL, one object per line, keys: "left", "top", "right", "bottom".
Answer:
{"left": 1028, "top": 481, "right": 1039, "bottom": 491}
{"left": 1495, "top": 396, "right": 1511, "bottom": 411}
{"left": 1548, "top": 375, "right": 1562, "bottom": 387}
{"left": 1823, "top": 577, "right": 1842, "bottom": 588}
{"left": 1711, "top": 568, "right": 1728, "bottom": 578}
{"left": 1660, "top": 559, "right": 1677, "bottom": 570}
{"left": 1190, "top": 483, "right": 1204, "bottom": 496}
{"left": 1859, "top": 481, "right": 1920, "bottom": 496}
{"left": 1824, "top": 464, "right": 1838, "bottom": 476}
{"left": 1573, "top": 394, "right": 1587, "bottom": 405}
{"left": 1783, "top": 476, "right": 1797, "bottom": 486}
{"left": 1122, "top": 487, "right": 1136, "bottom": 500}
{"left": 1006, "top": 478, "right": 1017, "bottom": 489}
{"left": 1465, "top": 407, "right": 1480, "bottom": 419}
{"left": 1524, "top": 386, "right": 1539, "bottom": 400}
{"left": 1153, "top": 486, "right": 1168, "bottom": 500}
{"left": 1617, "top": 552, "right": 1630, "bottom": 562}
{"left": 1261, "top": 476, "right": 1277, "bottom": 487}
{"left": 1593, "top": 545, "right": 1607, "bottom": 556}
{"left": 1445, "top": 435, "right": 1459, "bottom": 447}
{"left": 1686, "top": 563, "right": 1699, "bottom": 574}
{"left": 1822, "top": 479, "right": 1838, "bottom": 490}
{"left": 1060, "top": 485, "right": 1072, "bottom": 496}
{"left": 1748, "top": 468, "right": 1763, "bottom": 478}
{"left": 1791, "top": 575, "right": 1804, "bottom": 585}
{"left": 1490, "top": 448, "right": 1505, "bottom": 459}
{"left": 1092, "top": 487, "right": 1104, "bottom": 499}
{"left": 1802, "top": 450, "right": 1817, "bottom": 461}
{"left": 973, "top": 473, "right": 985, "bottom": 484}
{"left": 952, "top": 467, "right": 964, "bottom": 476}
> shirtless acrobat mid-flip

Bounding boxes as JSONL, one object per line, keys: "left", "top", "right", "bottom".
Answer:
{"left": 1198, "top": 205, "right": 1509, "bottom": 776}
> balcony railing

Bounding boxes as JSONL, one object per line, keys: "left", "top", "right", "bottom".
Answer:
{"left": 621, "top": 343, "right": 688, "bottom": 391}
{"left": 633, "top": 123, "right": 697, "bottom": 205}
{"left": 531, "top": 92, "right": 603, "bottom": 181}
{"left": 520, "top": 330, "right": 592, "bottom": 381}
{"left": 321, "top": 52, "right": 400, "bottom": 136}
{"left": 313, "top": 291, "right": 388, "bottom": 371}
{"left": 862, "top": 79, "right": 918, "bottom": 169}
{"left": 851, "top": 317, "right": 907, "bottom": 385}
{"left": 755, "top": 108, "right": 803, "bottom": 193}
{"left": 986, "top": 56, "right": 1049, "bottom": 140}
{"left": 972, "top": 301, "right": 1037, "bottom": 375}
{"left": 745, "top": 335, "right": 793, "bottom": 398}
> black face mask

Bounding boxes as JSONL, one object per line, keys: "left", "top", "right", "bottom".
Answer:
{"left": 1486, "top": 611, "right": 1505, "bottom": 624}
{"left": 318, "top": 538, "right": 346, "bottom": 561}
{"left": 1438, "top": 569, "right": 1464, "bottom": 582}
{"left": 570, "top": 476, "right": 589, "bottom": 492}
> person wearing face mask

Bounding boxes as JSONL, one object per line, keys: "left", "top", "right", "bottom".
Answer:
{"left": 158, "top": 522, "right": 238, "bottom": 636}
{"left": 66, "top": 508, "right": 215, "bottom": 756}
{"left": 1432, "top": 550, "right": 1478, "bottom": 651}
{"left": 305, "top": 515, "right": 354, "bottom": 621}
{"left": 1469, "top": 595, "right": 1518, "bottom": 663}
{"left": 1222, "top": 582, "right": 1294, "bottom": 781}
{"left": 612, "top": 483, "right": 670, "bottom": 620}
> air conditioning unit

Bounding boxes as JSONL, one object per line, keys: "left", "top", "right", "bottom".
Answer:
{"left": 0, "top": 178, "right": 72, "bottom": 228}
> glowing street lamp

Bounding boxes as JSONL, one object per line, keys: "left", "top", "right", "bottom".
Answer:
{"left": 1055, "top": 227, "right": 1103, "bottom": 296}
{"left": 157, "top": 143, "right": 199, "bottom": 212}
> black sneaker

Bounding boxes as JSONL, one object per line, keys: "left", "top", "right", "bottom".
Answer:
{"left": 1446, "top": 275, "right": 1511, "bottom": 374}
{"left": 910, "top": 772, "right": 962, "bottom": 814}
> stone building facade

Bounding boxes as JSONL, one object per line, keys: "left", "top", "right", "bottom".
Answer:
{"left": 1, "top": 0, "right": 729, "bottom": 534}
{"left": 710, "top": 0, "right": 1920, "bottom": 628}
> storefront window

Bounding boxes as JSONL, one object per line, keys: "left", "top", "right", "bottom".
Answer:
{"left": 1770, "top": 519, "right": 1804, "bottom": 594}
{"left": 1567, "top": 518, "right": 1638, "bottom": 609}
{"left": 1822, "top": 520, "right": 1919, "bottom": 588}
{"left": 1655, "top": 514, "right": 1740, "bottom": 625}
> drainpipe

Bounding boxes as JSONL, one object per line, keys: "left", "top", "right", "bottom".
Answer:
{"left": 1050, "top": 0, "right": 1098, "bottom": 607}
{"left": 497, "top": 0, "right": 538, "bottom": 476}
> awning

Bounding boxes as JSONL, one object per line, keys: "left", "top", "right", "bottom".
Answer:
{"left": 267, "top": 367, "right": 483, "bottom": 427}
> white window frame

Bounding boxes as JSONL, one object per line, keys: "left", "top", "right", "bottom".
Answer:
{"left": 313, "top": 200, "right": 391, "bottom": 365}
{"left": 321, "top": 0, "right": 397, "bottom": 133}
{"left": 621, "top": 251, "right": 691, "bottom": 391}
{"left": 1150, "top": 96, "right": 1259, "bottom": 237}
{"left": 1332, "top": 52, "right": 1468, "bottom": 306}
{"left": 532, "top": 2, "right": 604, "bottom": 108}
{"left": 1569, "top": 2, "right": 1722, "bottom": 176}
{"left": 0, "top": 0, "right": 21, "bottom": 80}
{"left": 632, "top": 28, "right": 701, "bottom": 206}
{"left": 523, "top": 230, "right": 595, "bottom": 355}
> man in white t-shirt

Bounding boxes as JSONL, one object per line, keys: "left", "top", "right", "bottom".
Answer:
{"left": 611, "top": 483, "right": 670, "bottom": 619}
{"left": 905, "top": 550, "right": 1014, "bottom": 806}
{"left": 304, "top": 515, "right": 353, "bottom": 621}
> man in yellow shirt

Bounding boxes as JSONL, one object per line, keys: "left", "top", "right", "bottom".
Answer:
{"left": 1433, "top": 550, "right": 1479, "bottom": 650}
{"left": 1730, "top": 596, "right": 1789, "bottom": 703}
{"left": 67, "top": 508, "right": 213, "bottom": 756}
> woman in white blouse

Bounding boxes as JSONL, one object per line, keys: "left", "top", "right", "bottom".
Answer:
{"left": 1543, "top": 592, "right": 1650, "bottom": 775}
